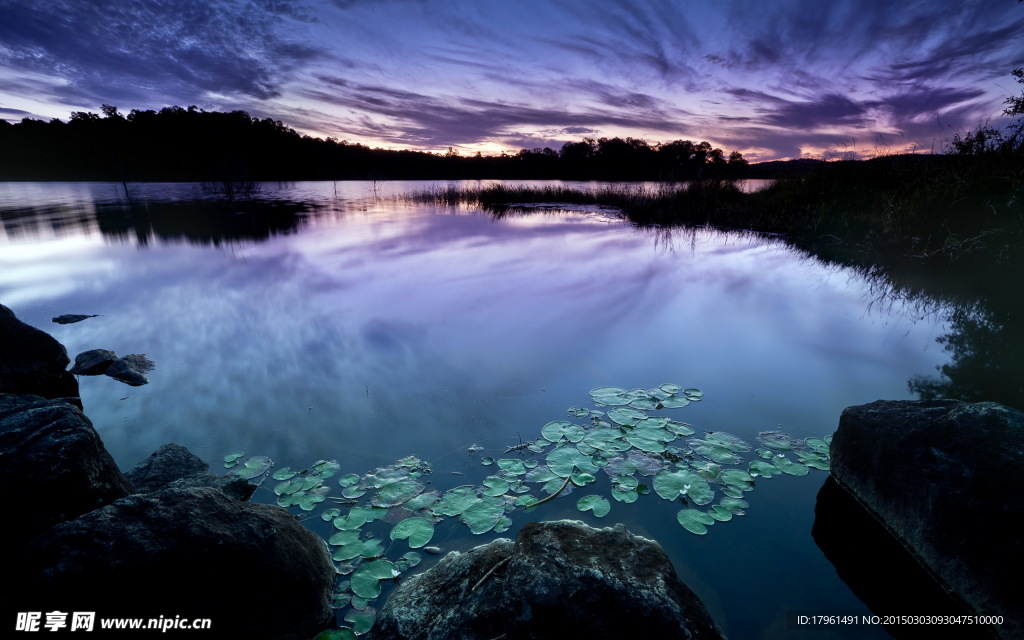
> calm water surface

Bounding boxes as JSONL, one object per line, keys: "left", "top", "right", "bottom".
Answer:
{"left": 1, "top": 181, "right": 950, "bottom": 639}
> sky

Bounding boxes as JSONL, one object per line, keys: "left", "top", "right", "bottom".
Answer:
{"left": 0, "top": 0, "right": 1022, "bottom": 162}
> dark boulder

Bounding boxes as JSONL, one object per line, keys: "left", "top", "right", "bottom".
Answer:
{"left": 14, "top": 486, "right": 335, "bottom": 640}
{"left": 0, "top": 393, "right": 133, "bottom": 548}
{"left": 369, "top": 519, "right": 726, "bottom": 640}
{"left": 830, "top": 399, "right": 1024, "bottom": 640}
{"left": 125, "top": 442, "right": 255, "bottom": 500}
{"left": 69, "top": 348, "right": 119, "bottom": 375}
{"left": 105, "top": 354, "right": 154, "bottom": 386}
{"left": 0, "top": 304, "right": 78, "bottom": 401}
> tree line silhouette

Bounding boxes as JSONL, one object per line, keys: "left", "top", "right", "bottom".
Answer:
{"left": 0, "top": 105, "right": 750, "bottom": 182}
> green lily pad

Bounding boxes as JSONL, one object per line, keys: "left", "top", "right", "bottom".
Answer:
{"left": 360, "top": 538, "right": 384, "bottom": 558}
{"left": 653, "top": 469, "right": 715, "bottom": 505}
{"left": 338, "top": 473, "right": 361, "bottom": 487}
{"left": 373, "top": 477, "right": 424, "bottom": 508}
{"left": 497, "top": 459, "right": 527, "bottom": 475}
{"left": 720, "top": 469, "right": 755, "bottom": 491}
{"left": 223, "top": 451, "right": 245, "bottom": 467}
{"left": 403, "top": 491, "right": 439, "bottom": 511}
{"left": 482, "top": 476, "right": 510, "bottom": 497}
{"left": 748, "top": 460, "right": 779, "bottom": 478}
{"left": 677, "top": 509, "right": 715, "bottom": 534}
{"left": 274, "top": 478, "right": 306, "bottom": 496}
{"left": 577, "top": 495, "right": 611, "bottom": 517}
{"left": 546, "top": 445, "right": 599, "bottom": 478}
{"left": 342, "top": 485, "right": 368, "bottom": 499}
{"left": 397, "top": 551, "right": 422, "bottom": 570}
{"left": 719, "top": 496, "right": 750, "bottom": 514}
{"left": 625, "top": 423, "right": 673, "bottom": 453}
{"left": 273, "top": 467, "right": 298, "bottom": 481}
{"left": 660, "top": 383, "right": 683, "bottom": 394}
{"left": 311, "top": 460, "right": 341, "bottom": 479}
{"left": 494, "top": 515, "right": 513, "bottom": 533}
{"left": 231, "top": 455, "right": 272, "bottom": 479}
{"left": 659, "top": 395, "right": 691, "bottom": 409}
{"left": 583, "top": 428, "right": 631, "bottom": 453}
{"left": 771, "top": 454, "right": 810, "bottom": 476}
{"left": 329, "top": 530, "right": 364, "bottom": 561}
{"left": 607, "top": 406, "right": 649, "bottom": 426}
{"left": 796, "top": 449, "right": 830, "bottom": 471}
{"left": 688, "top": 439, "right": 742, "bottom": 465}
{"left": 344, "top": 608, "right": 376, "bottom": 635}
{"left": 390, "top": 517, "right": 434, "bottom": 548}
{"left": 541, "top": 421, "right": 586, "bottom": 443}
{"left": 589, "top": 386, "right": 630, "bottom": 405}
{"left": 322, "top": 508, "right": 341, "bottom": 521}
{"left": 665, "top": 420, "right": 695, "bottom": 437}
{"left": 433, "top": 486, "right": 481, "bottom": 517}
{"left": 759, "top": 431, "right": 799, "bottom": 451}
{"left": 705, "top": 432, "right": 751, "bottom": 452}
{"left": 567, "top": 407, "right": 590, "bottom": 418}
{"left": 460, "top": 496, "right": 506, "bottom": 534}
{"left": 350, "top": 559, "right": 400, "bottom": 599}
{"left": 683, "top": 388, "right": 703, "bottom": 399}
{"left": 707, "top": 505, "right": 734, "bottom": 522}
{"left": 611, "top": 486, "right": 639, "bottom": 503}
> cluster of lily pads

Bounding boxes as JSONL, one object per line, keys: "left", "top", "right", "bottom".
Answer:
{"left": 224, "top": 384, "right": 831, "bottom": 637}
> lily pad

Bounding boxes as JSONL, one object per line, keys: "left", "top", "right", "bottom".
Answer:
{"left": 475, "top": 476, "right": 507, "bottom": 498}
{"left": 577, "top": 495, "right": 611, "bottom": 517}
{"left": 659, "top": 395, "right": 691, "bottom": 409}
{"left": 759, "top": 431, "right": 799, "bottom": 451}
{"left": 659, "top": 383, "right": 683, "bottom": 394}
{"left": 771, "top": 454, "right": 810, "bottom": 476}
{"left": 653, "top": 469, "right": 714, "bottom": 505}
{"left": 497, "top": 459, "right": 528, "bottom": 476}
{"left": 748, "top": 460, "right": 779, "bottom": 478}
{"left": 719, "top": 469, "right": 755, "bottom": 491}
{"left": 433, "top": 486, "right": 480, "bottom": 517}
{"left": 665, "top": 420, "right": 696, "bottom": 437}
{"left": 344, "top": 608, "right": 376, "bottom": 635}
{"left": 273, "top": 467, "right": 299, "bottom": 481}
{"left": 546, "top": 445, "right": 599, "bottom": 478}
{"left": 625, "top": 423, "right": 672, "bottom": 453}
{"left": 373, "top": 477, "right": 424, "bottom": 508}
{"left": 541, "top": 421, "right": 586, "bottom": 444}
{"left": 350, "top": 559, "right": 400, "bottom": 599}
{"left": 677, "top": 509, "right": 715, "bottom": 534}
{"left": 460, "top": 496, "right": 506, "bottom": 534}
{"left": 607, "top": 407, "right": 649, "bottom": 426}
{"left": 688, "top": 439, "right": 742, "bottom": 465}
{"left": 403, "top": 491, "right": 439, "bottom": 511}
{"left": 231, "top": 455, "right": 272, "bottom": 479}
{"left": 719, "top": 496, "right": 750, "bottom": 514}
{"left": 707, "top": 505, "right": 733, "bottom": 522}
{"left": 390, "top": 517, "right": 435, "bottom": 548}
{"left": 589, "top": 386, "right": 630, "bottom": 405}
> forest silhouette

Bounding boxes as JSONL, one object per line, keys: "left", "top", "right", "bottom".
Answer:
{"left": 0, "top": 105, "right": 751, "bottom": 182}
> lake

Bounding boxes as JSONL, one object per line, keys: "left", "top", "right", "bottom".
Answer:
{"left": 0, "top": 180, "right": 951, "bottom": 638}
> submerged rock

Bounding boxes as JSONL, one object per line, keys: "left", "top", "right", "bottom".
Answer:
{"left": 14, "top": 486, "right": 336, "bottom": 640}
{"left": 0, "top": 393, "right": 133, "bottom": 548}
{"left": 105, "top": 353, "right": 155, "bottom": 386}
{"left": 830, "top": 399, "right": 1024, "bottom": 640}
{"left": 69, "top": 348, "right": 119, "bottom": 375}
{"left": 125, "top": 442, "right": 255, "bottom": 500}
{"left": 369, "top": 519, "right": 726, "bottom": 640}
{"left": 0, "top": 304, "right": 79, "bottom": 401}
